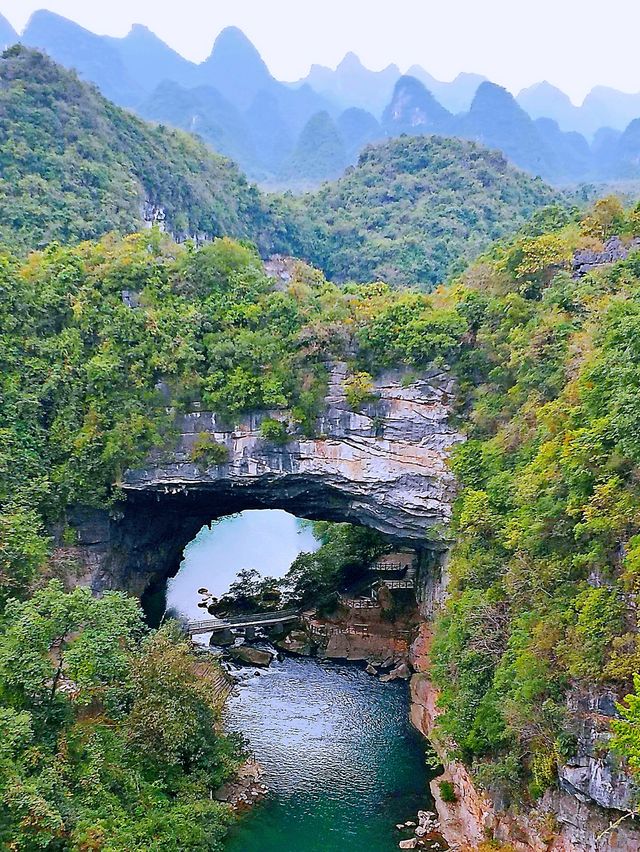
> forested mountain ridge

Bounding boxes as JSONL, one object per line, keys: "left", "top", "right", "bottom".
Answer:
{"left": 282, "top": 136, "right": 561, "bottom": 287}
{"left": 0, "top": 46, "right": 277, "bottom": 253}
{"left": 430, "top": 196, "right": 640, "bottom": 821}
{"left": 0, "top": 47, "right": 564, "bottom": 284}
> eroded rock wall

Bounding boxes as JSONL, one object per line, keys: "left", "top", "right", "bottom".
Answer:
{"left": 122, "top": 363, "right": 461, "bottom": 541}
{"left": 408, "top": 626, "right": 640, "bottom": 852}
{"left": 64, "top": 364, "right": 462, "bottom": 596}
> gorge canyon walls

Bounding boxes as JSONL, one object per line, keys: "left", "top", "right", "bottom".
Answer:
{"left": 61, "top": 361, "right": 640, "bottom": 851}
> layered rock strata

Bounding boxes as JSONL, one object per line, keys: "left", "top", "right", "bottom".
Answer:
{"left": 64, "top": 363, "right": 461, "bottom": 597}
{"left": 408, "top": 625, "right": 640, "bottom": 851}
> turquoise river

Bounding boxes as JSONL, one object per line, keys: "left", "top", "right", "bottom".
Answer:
{"left": 166, "top": 510, "right": 441, "bottom": 852}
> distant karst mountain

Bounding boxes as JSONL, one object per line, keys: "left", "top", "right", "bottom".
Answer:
{"left": 456, "top": 81, "right": 552, "bottom": 178}
{"left": 198, "top": 25, "right": 273, "bottom": 108}
{"left": 299, "top": 52, "right": 401, "bottom": 116}
{"left": 382, "top": 75, "right": 452, "bottom": 135}
{"left": 337, "top": 107, "right": 383, "bottom": 160}
{"left": 22, "top": 9, "right": 143, "bottom": 106}
{"left": 105, "top": 23, "right": 198, "bottom": 92}
{"left": 0, "top": 46, "right": 567, "bottom": 294}
{"left": 384, "top": 76, "right": 637, "bottom": 185}
{"left": 405, "top": 67, "right": 487, "bottom": 114}
{"left": 137, "top": 80, "right": 257, "bottom": 174}
{"left": 282, "top": 110, "right": 347, "bottom": 184}
{"left": 0, "top": 12, "right": 16, "bottom": 49}
{"left": 8, "top": 10, "right": 640, "bottom": 188}
{"left": 517, "top": 80, "right": 640, "bottom": 139}
{"left": 517, "top": 81, "right": 583, "bottom": 134}
{"left": 294, "top": 54, "right": 486, "bottom": 117}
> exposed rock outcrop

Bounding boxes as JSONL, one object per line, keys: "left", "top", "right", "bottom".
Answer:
{"left": 572, "top": 236, "right": 640, "bottom": 278}
{"left": 64, "top": 364, "right": 461, "bottom": 597}
{"left": 123, "top": 363, "right": 460, "bottom": 542}
{"left": 227, "top": 646, "right": 273, "bottom": 667}
{"left": 274, "top": 629, "right": 315, "bottom": 656}
{"left": 558, "top": 687, "right": 637, "bottom": 813}
{"left": 408, "top": 625, "right": 640, "bottom": 851}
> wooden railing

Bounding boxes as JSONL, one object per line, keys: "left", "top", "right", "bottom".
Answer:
{"left": 339, "top": 595, "right": 379, "bottom": 610}
{"left": 306, "top": 622, "right": 370, "bottom": 638}
{"left": 193, "top": 659, "right": 235, "bottom": 707}
{"left": 381, "top": 578, "right": 415, "bottom": 590}
{"left": 186, "top": 608, "right": 300, "bottom": 636}
{"left": 372, "top": 562, "right": 412, "bottom": 572}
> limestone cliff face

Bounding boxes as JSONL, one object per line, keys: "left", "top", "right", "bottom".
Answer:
{"left": 123, "top": 363, "right": 461, "bottom": 542}
{"left": 408, "top": 627, "right": 640, "bottom": 852}
{"left": 558, "top": 687, "right": 637, "bottom": 814}
{"left": 65, "top": 364, "right": 461, "bottom": 595}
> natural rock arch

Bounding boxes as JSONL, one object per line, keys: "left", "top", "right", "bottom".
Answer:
{"left": 66, "top": 365, "right": 461, "bottom": 612}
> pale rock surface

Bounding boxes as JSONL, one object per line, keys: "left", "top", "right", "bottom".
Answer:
{"left": 122, "top": 362, "right": 461, "bottom": 542}
{"left": 409, "top": 629, "right": 640, "bottom": 851}
{"left": 65, "top": 363, "right": 461, "bottom": 595}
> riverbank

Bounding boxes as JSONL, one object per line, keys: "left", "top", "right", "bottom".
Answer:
{"left": 211, "top": 596, "right": 452, "bottom": 849}
{"left": 214, "top": 757, "right": 269, "bottom": 811}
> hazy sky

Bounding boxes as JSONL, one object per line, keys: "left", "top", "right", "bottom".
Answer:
{"left": 2, "top": 0, "right": 639, "bottom": 103}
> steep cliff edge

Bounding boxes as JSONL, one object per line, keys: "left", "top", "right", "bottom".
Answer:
{"left": 408, "top": 625, "right": 640, "bottom": 851}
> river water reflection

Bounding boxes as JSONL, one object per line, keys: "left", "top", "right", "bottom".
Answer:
{"left": 225, "top": 657, "right": 438, "bottom": 852}
{"left": 164, "top": 511, "right": 438, "bottom": 851}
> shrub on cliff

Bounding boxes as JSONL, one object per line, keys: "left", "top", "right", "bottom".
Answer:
{"left": 190, "top": 433, "right": 230, "bottom": 467}
{"left": 611, "top": 675, "right": 640, "bottom": 777}
{"left": 430, "top": 200, "right": 640, "bottom": 797}
{"left": 343, "top": 371, "right": 377, "bottom": 410}
{"left": 260, "top": 417, "right": 290, "bottom": 444}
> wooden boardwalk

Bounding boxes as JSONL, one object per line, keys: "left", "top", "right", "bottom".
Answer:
{"left": 193, "top": 658, "right": 235, "bottom": 708}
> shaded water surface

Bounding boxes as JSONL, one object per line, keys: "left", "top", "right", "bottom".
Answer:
{"left": 225, "top": 657, "right": 437, "bottom": 852}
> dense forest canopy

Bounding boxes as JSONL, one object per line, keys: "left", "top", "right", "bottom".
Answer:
{"left": 429, "top": 197, "right": 640, "bottom": 801}
{"left": 3, "top": 192, "right": 640, "bottom": 827}
{"left": 0, "top": 582, "right": 242, "bottom": 850}
{"left": 283, "top": 136, "right": 562, "bottom": 287}
{"left": 0, "top": 46, "right": 277, "bottom": 253}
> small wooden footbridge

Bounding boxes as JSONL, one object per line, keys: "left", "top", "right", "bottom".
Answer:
{"left": 186, "top": 608, "right": 301, "bottom": 638}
